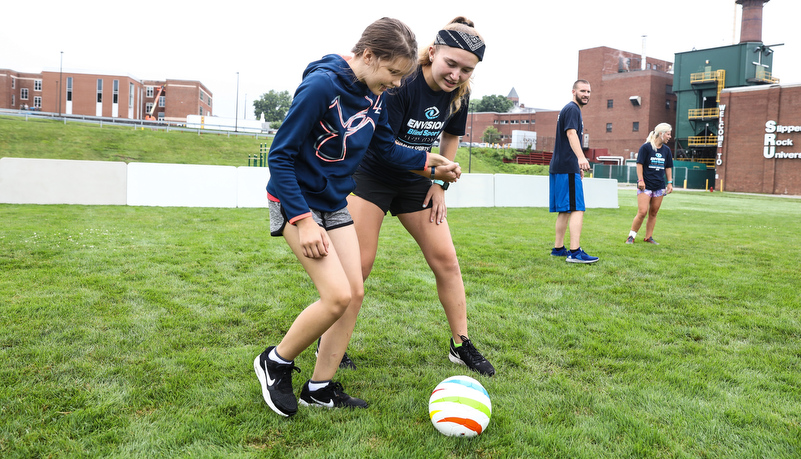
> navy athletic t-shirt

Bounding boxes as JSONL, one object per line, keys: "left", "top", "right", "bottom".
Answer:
{"left": 549, "top": 101, "right": 583, "bottom": 174}
{"left": 357, "top": 67, "right": 469, "bottom": 187}
{"left": 637, "top": 142, "right": 674, "bottom": 190}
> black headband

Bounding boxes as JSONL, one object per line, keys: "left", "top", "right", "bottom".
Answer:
{"left": 434, "top": 29, "right": 485, "bottom": 62}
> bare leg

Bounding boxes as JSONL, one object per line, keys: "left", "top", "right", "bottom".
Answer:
{"left": 274, "top": 224, "right": 361, "bottom": 383}
{"left": 644, "top": 196, "right": 664, "bottom": 240}
{"left": 567, "top": 210, "right": 584, "bottom": 250}
{"left": 630, "top": 192, "right": 650, "bottom": 233}
{"left": 554, "top": 212, "right": 570, "bottom": 248}
{"left": 398, "top": 210, "right": 467, "bottom": 342}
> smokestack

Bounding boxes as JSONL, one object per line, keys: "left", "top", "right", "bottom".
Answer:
{"left": 641, "top": 35, "right": 647, "bottom": 71}
{"left": 736, "top": 0, "right": 770, "bottom": 43}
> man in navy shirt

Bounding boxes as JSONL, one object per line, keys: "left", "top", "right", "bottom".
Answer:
{"left": 549, "top": 80, "right": 599, "bottom": 264}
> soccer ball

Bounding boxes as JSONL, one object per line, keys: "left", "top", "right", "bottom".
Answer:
{"left": 428, "top": 375, "right": 491, "bottom": 437}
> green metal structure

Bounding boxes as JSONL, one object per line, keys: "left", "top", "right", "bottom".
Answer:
{"left": 672, "top": 42, "right": 778, "bottom": 164}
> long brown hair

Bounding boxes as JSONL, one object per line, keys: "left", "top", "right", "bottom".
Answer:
{"left": 418, "top": 16, "right": 484, "bottom": 114}
{"left": 352, "top": 17, "right": 418, "bottom": 75}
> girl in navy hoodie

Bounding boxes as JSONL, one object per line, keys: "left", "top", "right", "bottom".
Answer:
{"left": 255, "top": 17, "right": 457, "bottom": 417}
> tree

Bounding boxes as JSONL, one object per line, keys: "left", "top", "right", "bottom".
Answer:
{"left": 253, "top": 90, "right": 292, "bottom": 123}
{"left": 482, "top": 126, "right": 501, "bottom": 144}
{"left": 469, "top": 94, "right": 514, "bottom": 113}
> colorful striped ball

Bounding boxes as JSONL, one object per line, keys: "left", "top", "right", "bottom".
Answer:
{"left": 428, "top": 375, "right": 492, "bottom": 437}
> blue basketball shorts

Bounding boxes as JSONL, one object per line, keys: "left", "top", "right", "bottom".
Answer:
{"left": 549, "top": 173, "right": 586, "bottom": 213}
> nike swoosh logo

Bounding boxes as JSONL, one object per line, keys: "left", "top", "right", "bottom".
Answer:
{"left": 263, "top": 361, "right": 276, "bottom": 386}
{"left": 310, "top": 396, "right": 334, "bottom": 408}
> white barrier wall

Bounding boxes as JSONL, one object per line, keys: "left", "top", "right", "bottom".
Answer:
{"left": 444, "top": 174, "right": 495, "bottom": 208}
{"left": 236, "top": 166, "right": 270, "bottom": 208}
{"left": 0, "top": 158, "right": 619, "bottom": 209}
{"left": 0, "top": 157, "right": 127, "bottom": 205}
{"left": 583, "top": 178, "right": 619, "bottom": 209}
{"left": 494, "top": 174, "right": 550, "bottom": 207}
{"left": 127, "top": 163, "right": 239, "bottom": 208}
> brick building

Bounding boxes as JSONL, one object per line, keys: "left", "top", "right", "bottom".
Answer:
{"left": 462, "top": 47, "right": 677, "bottom": 159}
{"left": 0, "top": 70, "right": 43, "bottom": 110}
{"left": 577, "top": 46, "right": 677, "bottom": 160}
{"left": 716, "top": 84, "right": 801, "bottom": 195}
{"left": 1, "top": 68, "right": 212, "bottom": 122}
{"left": 463, "top": 109, "right": 557, "bottom": 148}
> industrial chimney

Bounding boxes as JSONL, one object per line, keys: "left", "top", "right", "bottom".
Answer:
{"left": 736, "top": 0, "right": 770, "bottom": 43}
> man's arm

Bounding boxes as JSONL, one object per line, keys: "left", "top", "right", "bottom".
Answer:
{"left": 566, "top": 129, "right": 589, "bottom": 173}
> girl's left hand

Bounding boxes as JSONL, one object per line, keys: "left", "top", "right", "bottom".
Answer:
{"left": 423, "top": 185, "right": 447, "bottom": 225}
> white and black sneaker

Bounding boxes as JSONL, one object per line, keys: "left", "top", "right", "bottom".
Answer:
{"left": 316, "top": 337, "right": 357, "bottom": 370}
{"left": 449, "top": 335, "right": 496, "bottom": 377}
{"left": 299, "top": 380, "right": 368, "bottom": 409}
{"left": 254, "top": 346, "right": 301, "bottom": 417}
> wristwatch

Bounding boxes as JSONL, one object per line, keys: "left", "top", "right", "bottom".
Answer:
{"left": 432, "top": 179, "right": 449, "bottom": 190}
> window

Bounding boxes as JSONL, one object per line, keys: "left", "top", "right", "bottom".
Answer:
{"left": 11, "top": 95, "right": 15, "bottom": 106}
{"left": 666, "top": 100, "right": 671, "bottom": 109}
{"left": 11, "top": 78, "right": 15, "bottom": 89}
{"left": 34, "top": 80, "right": 42, "bottom": 91}
{"left": 633, "top": 122, "right": 639, "bottom": 132}
{"left": 158, "top": 96, "right": 165, "bottom": 107}
{"left": 146, "top": 86, "right": 154, "bottom": 97}
{"left": 34, "top": 96, "right": 42, "bottom": 108}
{"left": 199, "top": 107, "right": 204, "bottom": 116}
{"left": 199, "top": 91, "right": 204, "bottom": 102}
{"left": 207, "top": 96, "right": 211, "bottom": 107}
{"left": 96, "top": 79, "right": 103, "bottom": 103}
{"left": 112, "top": 80, "right": 119, "bottom": 104}
{"left": 606, "top": 123, "right": 613, "bottom": 133}
{"left": 607, "top": 99, "right": 613, "bottom": 109}
{"left": 666, "top": 84, "right": 674, "bottom": 94}
{"left": 66, "top": 77, "right": 73, "bottom": 102}
{"left": 129, "top": 83, "right": 134, "bottom": 108}
{"left": 146, "top": 103, "right": 153, "bottom": 113}
{"left": 20, "top": 88, "right": 28, "bottom": 100}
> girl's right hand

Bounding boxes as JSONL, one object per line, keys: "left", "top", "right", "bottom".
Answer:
{"left": 297, "top": 217, "right": 329, "bottom": 258}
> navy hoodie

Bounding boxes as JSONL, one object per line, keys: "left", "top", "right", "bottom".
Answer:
{"left": 266, "top": 54, "right": 430, "bottom": 225}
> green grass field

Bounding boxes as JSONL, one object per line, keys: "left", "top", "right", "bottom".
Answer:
{"left": 1, "top": 190, "right": 800, "bottom": 458}
{"left": 1, "top": 115, "right": 800, "bottom": 457}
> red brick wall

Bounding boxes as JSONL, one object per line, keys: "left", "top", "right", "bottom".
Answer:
{"left": 718, "top": 85, "right": 801, "bottom": 195}
{"left": 579, "top": 47, "right": 677, "bottom": 160}
{"left": 0, "top": 71, "right": 41, "bottom": 109}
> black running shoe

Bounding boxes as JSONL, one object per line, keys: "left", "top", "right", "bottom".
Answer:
{"left": 316, "top": 337, "right": 357, "bottom": 370}
{"left": 449, "top": 335, "right": 496, "bottom": 377}
{"left": 299, "top": 380, "right": 368, "bottom": 409}
{"left": 254, "top": 346, "right": 301, "bottom": 417}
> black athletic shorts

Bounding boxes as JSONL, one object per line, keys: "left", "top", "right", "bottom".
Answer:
{"left": 351, "top": 169, "right": 433, "bottom": 216}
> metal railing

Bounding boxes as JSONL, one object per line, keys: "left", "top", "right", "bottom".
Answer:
{"left": 688, "top": 107, "right": 720, "bottom": 119}
{"left": 755, "top": 68, "right": 780, "bottom": 84}
{"left": 690, "top": 71, "right": 718, "bottom": 84}
{"left": 687, "top": 135, "right": 718, "bottom": 147}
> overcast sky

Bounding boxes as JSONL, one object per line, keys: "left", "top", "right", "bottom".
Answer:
{"left": 2, "top": 0, "right": 797, "bottom": 119}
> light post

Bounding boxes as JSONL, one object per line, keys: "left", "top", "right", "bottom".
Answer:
{"left": 235, "top": 72, "right": 240, "bottom": 132}
{"left": 58, "top": 51, "right": 63, "bottom": 116}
